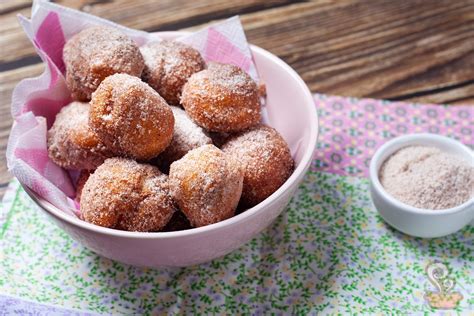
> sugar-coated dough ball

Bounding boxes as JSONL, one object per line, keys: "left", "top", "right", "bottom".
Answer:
{"left": 47, "top": 101, "right": 112, "bottom": 170}
{"left": 169, "top": 144, "right": 243, "bottom": 227}
{"left": 181, "top": 62, "right": 261, "bottom": 132}
{"left": 81, "top": 158, "right": 176, "bottom": 231}
{"left": 63, "top": 26, "right": 144, "bottom": 101}
{"left": 141, "top": 40, "right": 205, "bottom": 106}
{"left": 222, "top": 125, "right": 294, "bottom": 207}
{"left": 89, "top": 74, "right": 174, "bottom": 160}
{"left": 155, "top": 106, "right": 212, "bottom": 172}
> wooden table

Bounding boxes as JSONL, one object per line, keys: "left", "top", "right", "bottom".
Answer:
{"left": 0, "top": 0, "right": 473, "bottom": 198}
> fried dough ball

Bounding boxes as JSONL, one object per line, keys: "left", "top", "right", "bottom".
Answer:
{"left": 47, "top": 102, "right": 112, "bottom": 170}
{"left": 89, "top": 74, "right": 174, "bottom": 160}
{"left": 222, "top": 125, "right": 294, "bottom": 208}
{"left": 181, "top": 62, "right": 261, "bottom": 132}
{"left": 81, "top": 158, "right": 176, "bottom": 231}
{"left": 63, "top": 26, "right": 144, "bottom": 101}
{"left": 169, "top": 144, "right": 243, "bottom": 227}
{"left": 154, "top": 106, "right": 212, "bottom": 172}
{"left": 141, "top": 40, "right": 205, "bottom": 106}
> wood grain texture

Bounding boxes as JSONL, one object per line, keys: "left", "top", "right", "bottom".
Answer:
{"left": 0, "top": 0, "right": 30, "bottom": 15}
{"left": 0, "top": 0, "right": 473, "bottom": 197}
{"left": 239, "top": 0, "right": 474, "bottom": 103}
{"left": 0, "top": 0, "right": 294, "bottom": 67}
{"left": 0, "top": 63, "right": 44, "bottom": 198}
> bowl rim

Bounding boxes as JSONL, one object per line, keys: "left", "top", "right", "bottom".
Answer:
{"left": 23, "top": 32, "right": 319, "bottom": 239}
{"left": 369, "top": 133, "right": 474, "bottom": 215}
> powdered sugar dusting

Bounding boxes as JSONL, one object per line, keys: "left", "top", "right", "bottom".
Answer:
{"left": 186, "top": 62, "right": 256, "bottom": 99}
{"left": 222, "top": 125, "right": 294, "bottom": 207}
{"left": 169, "top": 144, "right": 243, "bottom": 227}
{"left": 181, "top": 62, "right": 261, "bottom": 132}
{"left": 47, "top": 101, "right": 112, "bottom": 170}
{"left": 379, "top": 146, "right": 474, "bottom": 210}
{"left": 81, "top": 158, "right": 176, "bottom": 231}
{"left": 156, "top": 106, "right": 212, "bottom": 170}
{"left": 63, "top": 26, "right": 144, "bottom": 101}
{"left": 89, "top": 73, "right": 174, "bottom": 160}
{"left": 140, "top": 40, "right": 205, "bottom": 105}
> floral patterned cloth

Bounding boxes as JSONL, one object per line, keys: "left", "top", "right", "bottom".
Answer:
{"left": 1, "top": 95, "right": 473, "bottom": 314}
{"left": 313, "top": 94, "right": 474, "bottom": 177}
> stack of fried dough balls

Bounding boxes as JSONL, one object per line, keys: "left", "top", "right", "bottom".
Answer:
{"left": 47, "top": 25, "right": 294, "bottom": 232}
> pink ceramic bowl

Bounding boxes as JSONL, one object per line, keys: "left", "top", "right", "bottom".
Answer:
{"left": 23, "top": 32, "right": 319, "bottom": 267}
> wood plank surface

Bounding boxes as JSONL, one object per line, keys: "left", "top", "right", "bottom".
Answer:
{"left": 0, "top": 0, "right": 473, "bottom": 197}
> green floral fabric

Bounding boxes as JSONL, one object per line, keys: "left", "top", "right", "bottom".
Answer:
{"left": 1, "top": 94, "right": 473, "bottom": 314}
{"left": 1, "top": 171, "right": 472, "bottom": 314}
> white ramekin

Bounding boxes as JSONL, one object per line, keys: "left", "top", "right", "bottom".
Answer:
{"left": 369, "top": 133, "right": 474, "bottom": 238}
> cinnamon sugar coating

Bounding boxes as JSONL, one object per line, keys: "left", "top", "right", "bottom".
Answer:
{"left": 81, "top": 158, "right": 176, "bottom": 231}
{"left": 154, "top": 106, "right": 212, "bottom": 172}
{"left": 89, "top": 74, "right": 174, "bottom": 160}
{"left": 169, "top": 145, "right": 243, "bottom": 227}
{"left": 63, "top": 26, "right": 144, "bottom": 101}
{"left": 181, "top": 62, "right": 261, "bottom": 132}
{"left": 47, "top": 102, "right": 113, "bottom": 170}
{"left": 222, "top": 125, "right": 294, "bottom": 207}
{"left": 141, "top": 40, "right": 205, "bottom": 106}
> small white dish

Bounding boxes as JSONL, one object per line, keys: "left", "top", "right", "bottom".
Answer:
{"left": 369, "top": 133, "right": 474, "bottom": 238}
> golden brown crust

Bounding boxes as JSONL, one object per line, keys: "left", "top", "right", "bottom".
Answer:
{"left": 63, "top": 26, "right": 144, "bottom": 101}
{"left": 169, "top": 144, "right": 243, "bottom": 227}
{"left": 47, "top": 102, "right": 113, "bottom": 170}
{"left": 89, "top": 74, "right": 174, "bottom": 161}
{"left": 222, "top": 125, "right": 294, "bottom": 207}
{"left": 181, "top": 63, "right": 261, "bottom": 132}
{"left": 141, "top": 40, "right": 205, "bottom": 106}
{"left": 154, "top": 106, "right": 212, "bottom": 172}
{"left": 81, "top": 158, "right": 176, "bottom": 231}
